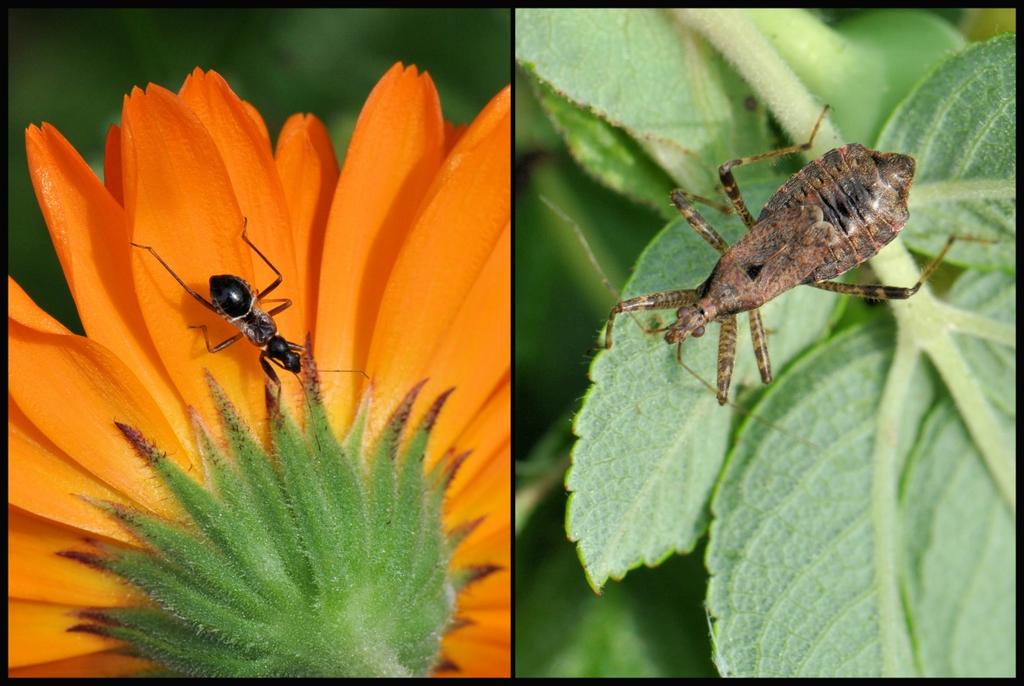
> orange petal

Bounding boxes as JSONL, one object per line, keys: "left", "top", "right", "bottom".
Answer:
{"left": 438, "top": 618, "right": 511, "bottom": 677}
{"left": 178, "top": 68, "right": 303, "bottom": 343}
{"left": 420, "top": 223, "right": 509, "bottom": 467}
{"left": 275, "top": 113, "right": 340, "bottom": 334}
{"left": 366, "top": 85, "right": 510, "bottom": 444}
{"left": 10, "top": 278, "right": 190, "bottom": 518}
{"left": 443, "top": 378, "right": 510, "bottom": 504}
{"left": 315, "top": 62, "right": 446, "bottom": 430}
{"left": 24, "top": 123, "right": 196, "bottom": 452}
{"left": 8, "top": 507, "right": 139, "bottom": 607}
{"left": 8, "top": 651, "right": 153, "bottom": 678}
{"left": 439, "top": 378, "right": 510, "bottom": 567}
{"left": 9, "top": 402, "right": 137, "bottom": 544}
{"left": 8, "top": 599, "right": 121, "bottom": 668}
{"left": 448, "top": 443, "right": 510, "bottom": 568}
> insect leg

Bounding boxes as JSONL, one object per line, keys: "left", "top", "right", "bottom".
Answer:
{"left": 671, "top": 190, "right": 734, "bottom": 216}
{"left": 716, "top": 315, "right": 738, "bottom": 405}
{"left": 807, "top": 280, "right": 921, "bottom": 300}
{"left": 606, "top": 289, "right": 697, "bottom": 349}
{"left": 130, "top": 242, "right": 221, "bottom": 315}
{"left": 238, "top": 218, "right": 285, "bottom": 300}
{"left": 670, "top": 190, "right": 730, "bottom": 254}
{"left": 189, "top": 325, "right": 244, "bottom": 353}
{"left": 747, "top": 309, "right": 773, "bottom": 384}
{"left": 266, "top": 352, "right": 300, "bottom": 375}
{"left": 807, "top": 235, "right": 971, "bottom": 300}
{"left": 259, "top": 350, "right": 284, "bottom": 410}
{"left": 718, "top": 105, "right": 831, "bottom": 227}
{"left": 673, "top": 181, "right": 776, "bottom": 388}
{"left": 261, "top": 298, "right": 293, "bottom": 317}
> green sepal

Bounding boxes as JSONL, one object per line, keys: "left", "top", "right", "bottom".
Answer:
{"left": 67, "top": 377, "right": 466, "bottom": 677}
{"left": 205, "top": 373, "right": 312, "bottom": 593}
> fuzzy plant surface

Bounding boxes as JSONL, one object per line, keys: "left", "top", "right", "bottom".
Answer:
{"left": 62, "top": 372, "right": 488, "bottom": 677}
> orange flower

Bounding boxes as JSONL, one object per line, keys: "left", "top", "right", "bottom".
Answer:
{"left": 10, "top": 64, "right": 509, "bottom": 677}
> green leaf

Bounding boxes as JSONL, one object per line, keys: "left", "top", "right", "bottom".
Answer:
{"left": 901, "top": 401, "right": 1014, "bottom": 676}
{"left": 945, "top": 270, "right": 1016, "bottom": 415}
{"left": 516, "top": 8, "right": 772, "bottom": 200}
{"left": 537, "top": 11, "right": 1016, "bottom": 675}
{"left": 706, "top": 302, "right": 1013, "bottom": 676}
{"left": 705, "top": 321, "right": 939, "bottom": 676}
{"left": 526, "top": 71, "right": 679, "bottom": 218}
{"left": 567, "top": 182, "right": 836, "bottom": 591}
{"left": 879, "top": 34, "right": 1016, "bottom": 271}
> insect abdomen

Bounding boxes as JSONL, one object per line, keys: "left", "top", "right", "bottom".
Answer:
{"left": 763, "top": 144, "right": 915, "bottom": 283}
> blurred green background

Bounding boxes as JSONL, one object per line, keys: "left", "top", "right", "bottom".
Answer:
{"left": 514, "top": 75, "right": 662, "bottom": 462}
{"left": 515, "top": 64, "right": 716, "bottom": 678}
{"left": 9, "top": 7, "right": 510, "bottom": 332}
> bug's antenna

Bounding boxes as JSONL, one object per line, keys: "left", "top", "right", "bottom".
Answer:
{"left": 540, "top": 195, "right": 621, "bottom": 301}
{"left": 541, "top": 194, "right": 821, "bottom": 453}
{"left": 541, "top": 193, "right": 673, "bottom": 345}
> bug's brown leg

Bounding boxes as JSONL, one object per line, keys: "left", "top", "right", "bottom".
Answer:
{"left": 606, "top": 289, "right": 697, "bottom": 349}
{"left": 670, "top": 189, "right": 773, "bottom": 398}
{"left": 748, "top": 309, "right": 772, "bottom": 384}
{"left": 669, "top": 190, "right": 731, "bottom": 255}
{"left": 716, "top": 315, "right": 738, "bottom": 405}
{"left": 807, "top": 235, "right": 968, "bottom": 300}
{"left": 700, "top": 108, "right": 828, "bottom": 394}
{"left": 672, "top": 190, "right": 734, "bottom": 216}
{"left": 807, "top": 281, "right": 922, "bottom": 300}
{"left": 673, "top": 177, "right": 782, "bottom": 390}
{"left": 718, "top": 105, "right": 831, "bottom": 227}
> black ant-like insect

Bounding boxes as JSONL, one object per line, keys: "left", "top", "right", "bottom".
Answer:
{"left": 131, "top": 217, "right": 363, "bottom": 409}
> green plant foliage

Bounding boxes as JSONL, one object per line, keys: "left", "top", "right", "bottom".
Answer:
{"left": 880, "top": 36, "right": 1016, "bottom": 270}
{"left": 517, "top": 8, "right": 772, "bottom": 201}
{"left": 530, "top": 75, "right": 680, "bottom": 217}
{"left": 567, "top": 180, "right": 837, "bottom": 590}
{"left": 707, "top": 321, "right": 922, "bottom": 676}
{"left": 517, "top": 9, "right": 1014, "bottom": 677}
{"left": 66, "top": 378, "right": 465, "bottom": 677}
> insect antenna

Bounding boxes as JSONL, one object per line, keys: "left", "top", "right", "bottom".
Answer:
{"left": 540, "top": 196, "right": 646, "bottom": 361}
{"left": 539, "top": 196, "right": 622, "bottom": 301}
{"left": 297, "top": 335, "right": 370, "bottom": 450}
{"left": 541, "top": 195, "right": 821, "bottom": 452}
